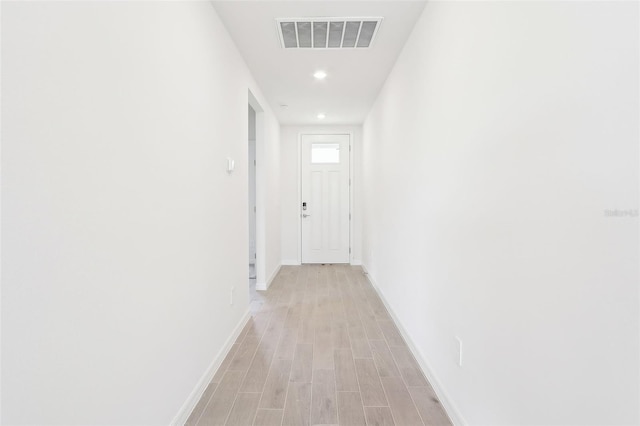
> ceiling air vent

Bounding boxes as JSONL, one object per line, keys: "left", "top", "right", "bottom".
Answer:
{"left": 277, "top": 18, "right": 383, "bottom": 49}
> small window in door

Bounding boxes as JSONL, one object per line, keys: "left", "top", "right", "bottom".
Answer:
{"left": 311, "top": 143, "right": 340, "bottom": 164}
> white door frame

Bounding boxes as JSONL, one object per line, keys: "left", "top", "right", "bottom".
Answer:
{"left": 297, "top": 132, "right": 354, "bottom": 264}
{"left": 248, "top": 108, "right": 256, "bottom": 266}
{"left": 248, "top": 90, "right": 266, "bottom": 287}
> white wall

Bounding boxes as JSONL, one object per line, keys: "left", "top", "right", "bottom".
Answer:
{"left": 1, "top": 2, "right": 280, "bottom": 424}
{"left": 255, "top": 103, "right": 282, "bottom": 289}
{"left": 280, "top": 126, "right": 362, "bottom": 265}
{"left": 362, "top": 2, "right": 639, "bottom": 425}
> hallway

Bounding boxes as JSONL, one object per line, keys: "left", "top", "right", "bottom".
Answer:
{"left": 186, "top": 265, "right": 450, "bottom": 426}
{"left": 2, "top": 1, "right": 638, "bottom": 424}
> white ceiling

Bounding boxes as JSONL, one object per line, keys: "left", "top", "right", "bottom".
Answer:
{"left": 212, "top": 1, "right": 427, "bottom": 125}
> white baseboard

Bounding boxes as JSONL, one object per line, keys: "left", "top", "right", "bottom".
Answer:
{"left": 361, "top": 265, "right": 466, "bottom": 426}
{"left": 171, "top": 309, "right": 251, "bottom": 426}
{"left": 351, "top": 259, "right": 363, "bottom": 266}
{"left": 281, "top": 259, "right": 300, "bottom": 266}
{"left": 256, "top": 264, "right": 281, "bottom": 291}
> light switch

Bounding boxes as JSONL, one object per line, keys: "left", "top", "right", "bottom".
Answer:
{"left": 227, "top": 157, "right": 235, "bottom": 173}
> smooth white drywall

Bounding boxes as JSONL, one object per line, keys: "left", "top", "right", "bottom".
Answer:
{"left": 363, "top": 1, "right": 639, "bottom": 424}
{"left": 253, "top": 97, "right": 281, "bottom": 290}
{"left": 280, "top": 126, "right": 362, "bottom": 265}
{"left": 264, "top": 115, "right": 282, "bottom": 284}
{"left": 1, "top": 2, "right": 280, "bottom": 424}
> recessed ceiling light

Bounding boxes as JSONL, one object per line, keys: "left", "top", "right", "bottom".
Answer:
{"left": 317, "top": 113, "right": 326, "bottom": 119}
{"left": 313, "top": 70, "right": 327, "bottom": 80}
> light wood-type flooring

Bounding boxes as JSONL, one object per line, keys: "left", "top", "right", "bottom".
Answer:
{"left": 186, "top": 264, "right": 452, "bottom": 426}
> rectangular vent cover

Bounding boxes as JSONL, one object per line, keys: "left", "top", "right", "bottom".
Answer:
{"left": 277, "top": 18, "right": 382, "bottom": 49}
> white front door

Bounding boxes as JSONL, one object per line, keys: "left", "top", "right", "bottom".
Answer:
{"left": 301, "top": 134, "right": 350, "bottom": 263}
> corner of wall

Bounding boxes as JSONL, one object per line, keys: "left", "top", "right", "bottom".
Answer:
{"left": 256, "top": 264, "right": 281, "bottom": 291}
{"left": 360, "top": 265, "right": 466, "bottom": 426}
{"left": 171, "top": 309, "right": 251, "bottom": 426}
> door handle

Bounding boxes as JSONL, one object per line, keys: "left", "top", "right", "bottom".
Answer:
{"left": 302, "top": 214, "right": 311, "bottom": 218}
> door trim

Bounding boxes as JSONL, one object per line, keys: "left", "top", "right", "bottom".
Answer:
{"left": 248, "top": 89, "right": 266, "bottom": 288}
{"left": 297, "top": 132, "right": 353, "bottom": 264}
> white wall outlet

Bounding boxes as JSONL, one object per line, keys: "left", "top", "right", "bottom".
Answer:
{"left": 230, "top": 286, "right": 234, "bottom": 305}
{"left": 455, "top": 336, "right": 463, "bottom": 367}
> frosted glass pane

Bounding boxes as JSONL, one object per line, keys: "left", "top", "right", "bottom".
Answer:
{"left": 311, "top": 143, "right": 340, "bottom": 163}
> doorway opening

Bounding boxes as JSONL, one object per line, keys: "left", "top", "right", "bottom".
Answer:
{"left": 248, "top": 89, "right": 267, "bottom": 290}
{"left": 248, "top": 105, "right": 257, "bottom": 284}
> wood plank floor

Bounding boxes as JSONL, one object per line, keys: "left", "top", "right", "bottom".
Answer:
{"left": 186, "top": 265, "right": 452, "bottom": 426}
